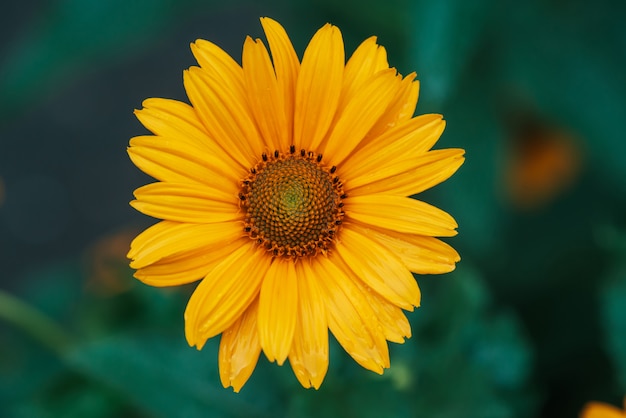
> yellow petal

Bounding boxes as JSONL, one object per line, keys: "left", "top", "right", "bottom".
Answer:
{"left": 368, "top": 228, "right": 460, "bottom": 274}
{"left": 128, "top": 220, "right": 242, "bottom": 269}
{"left": 352, "top": 278, "right": 412, "bottom": 343}
{"left": 344, "top": 195, "right": 458, "bottom": 237}
{"left": 185, "top": 243, "right": 270, "bottom": 349}
{"left": 322, "top": 69, "right": 401, "bottom": 166}
{"left": 258, "top": 259, "right": 298, "bottom": 365}
{"left": 315, "top": 255, "right": 389, "bottom": 373}
{"left": 335, "top": 226, "right": 420, "bottom": 310}
{"left": 134, "top": 99, "right": 243, "bottom": 180}
{"left": 366, "top": 73, "right": 420, "bottom": 140}
{"left": 331, "top": 252, "right": 412, "bottom": 343}
{"left": 134, "top": 237, "right": 250, "bottom": 287}
{"left": 260, "top": 17, "right": 300, "bottom": 143}
{"left": 398, "top": 75, "right": 420, "bottom": 122}
{"left": 341, "top": 114, "right": 444, "bottom": 182}
{"left": 288, "top": 261, "right": 329, "bottom": 389}
{"left": 348, "top": 149, "right": 465, "bottom": 196}
{"left": 242, "top": 36, "right": 288, "bottom": 151}
{"left": 135, "top": 98, "right": 208, "bottom": 145}
{"left": 219, "top": 297, "right": 262, "bottom": 393}
{"left": 127, "top": 220, "right": 173, "bottom": 259}
{"left": 191, "top": 39, "right": 245, "bottom": 95}
{"left": 184, "top": 67, "right": 263, "bottom": 168}
{"left": 294, "top": 23, "right": 344, "bottom": 150}
{"left": 340, "top": 36, "right": 389, "bottom": 109}
{"left": 133, "top": 181, "right": 236, "bottom": 204}
{"left": 131, "top": 182, "right": 240, "bottom": 224}
{"left": 128, "top": 136, "right": 242, "bottom": 191}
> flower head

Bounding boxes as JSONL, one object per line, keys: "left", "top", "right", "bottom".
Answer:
{"left": 128, "top": 17, "right": 464, "bottom": 392}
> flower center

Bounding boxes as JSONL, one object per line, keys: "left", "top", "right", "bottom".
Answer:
{"left": 240, "top": 148, "right": 345, "bottom": 258}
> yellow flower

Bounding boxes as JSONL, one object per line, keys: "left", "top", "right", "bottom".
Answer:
{"left": 127, "top": 17, "right": 464, "bottom": 392}
{"left": 580, "top": 398, "right": 626, "bottom": 418}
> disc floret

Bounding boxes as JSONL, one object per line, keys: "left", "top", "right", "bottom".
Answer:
{"left": 240, "top": 148, "right": 346, "bottom": 258}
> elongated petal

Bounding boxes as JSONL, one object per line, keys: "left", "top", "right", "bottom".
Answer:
{"left": 323, "top": 69, "right": 401, "bottom": 165}
{"left": 134, "top": 100, "right": 242, "bottom": 180}
{"left": 258, "top": 259, "right": 298, "bottom": 365}
{"left": 398, "top": 75, "right": 420, "bottom": 122}
{"left": 184, "top": 67, "right": 262, "bottom": 168}
{"left": 243, "top": 36, "right": 288, "bottom": 151}
{"left": 316, "top": 255, "right": 389, "bottom": 373}
{"left": 366, "top": 73, "right": 420, "bottom": 140}
{"left": 288, "top": 261, "right": 329, "bottom": 389}
{"left": 260, "top": 17, "right": 300, "bottom": 143}
{"left": 219, "top": 298, "right": 262, "bottom": 393}
{"left": 133, "top": 181, "right": 236, "bottom": 204}
{"left": 134, "top": 237, "right": 250, "bottom": 287}
{"left": 344, "top": 195, "right": 458, "bottom": 237}
{"left": 127, "top": 220, "right": 173, "bottom": 259}
{"left": 294, "top": 24, "right": 344, "bottom": 150}
{"left": 348, "top": 149, "right": 465, "bottom": 196}
{"left": 340, "top": 114, "right": 444, "bottom": 182}
{"left": 131, "top": 182, "right": 240, "bottom": 223}
{"left": 128, "top": 136, "right": 242, "bottom": 190}
{"left": 336, "top": 226, "right": 420, "bottom": 310}
{"left": 341, "top": 36, "right": 389, "bottom": 109}
{"left": 368, "top": 228, "right": 460, "bottom": 274}
{"left": 191, "top": 39, "right": 245, "bottom": 94}
{"left": 128, "top": 221, "right": 242, "bottom": 269}
{"left": 185, "top": 243, "right": 270, "bottom": 349}
{"left": 135, "top": 98, "right": 209, "bottom": 146}
{"left": 350, "top": 274, "right": 412, "bottom": 343}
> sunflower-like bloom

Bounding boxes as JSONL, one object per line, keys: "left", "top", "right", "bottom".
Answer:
{"left": 581, "top": 398, "right": 626, "bottom": 418}
{"left": 128, "top": 17, "right": 464, "bottom": 392}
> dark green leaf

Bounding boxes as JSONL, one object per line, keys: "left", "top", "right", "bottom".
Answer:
{"left": 65, "top": 333, "right": 283, "bottom": 418}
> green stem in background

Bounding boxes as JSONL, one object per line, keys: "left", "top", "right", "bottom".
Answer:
{"left": 0, "top": 289, "right": 74, "bottom": 355}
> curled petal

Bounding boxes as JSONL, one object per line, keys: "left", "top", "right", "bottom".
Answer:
{"left": 316, "top": 255, "right": 390, "bottom": 373}
{"left": 219, "top": 298, "right": 262, "bottom": 393}
{"left": 289, "top": 261, "right": 329, "bottom": 389}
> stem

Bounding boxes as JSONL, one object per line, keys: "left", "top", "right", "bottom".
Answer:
{"left": 0, "top": 289, "right": 73, "bottom": 355}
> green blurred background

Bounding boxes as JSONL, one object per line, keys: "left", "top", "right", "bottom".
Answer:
{"left": 1, "top": 0, "right": 625, "bottom": 417}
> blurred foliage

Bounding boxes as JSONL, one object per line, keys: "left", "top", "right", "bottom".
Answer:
{"left": 2, "top": 0, "right": 626, "bottom": 417}
{"left": 0, "top": 0, "right": 234, "bottom": 122}
{"left": 601, "top": 226, "right": 626, "bottom": 393}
